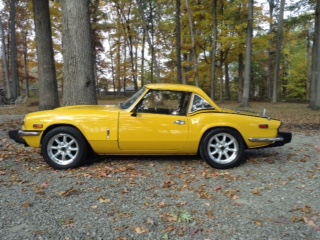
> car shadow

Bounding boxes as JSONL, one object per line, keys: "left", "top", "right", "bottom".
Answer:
{"left": 84, "top": 154, "right": 203, "bottom": 167}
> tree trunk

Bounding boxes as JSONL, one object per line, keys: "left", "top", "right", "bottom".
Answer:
{"left": 22, "top": 30, "right": 29, "bottom": 97}
{"left": 185, "top": 0, "right": 199, "bottom": 87}
{"left": 61, "top": 0, "right": 97, "bottom": 105}
{"left": 210, "top": 0, "right": 218, "bottom": 100}
{"left": 267, "top": 0, "right": 275, "bottom": 100}
{"left": 237, "top": 53, "right": 244, "bottom": 102}
{"left": 33, "top": 0, "right": 60, "bottom": 110}
{"left": 90, "top": 0, "right": 100, "bottom": 94}
{"left": 219, "top": 50, "right": 224, "bottom": 102}
{"left": 176, "top": 0, "right": 182, "bottom": 84}
{"left": 271, "top": 0, "right": 285, "bottom": 103}
{"left": 0, "top": 17, "right": 11, "bottom": 99}
{"left": 9, "top": 0, "right": 18, "bottom": 99}
{"left": 141, "top": 28, "right": 145, "bottom": 86}
{"left": 306, "top": 29, "right": 312, "bottom": 100}
{"left": 241, "top": 0, "right": 253, "bottom": 107}
{"left": 311, "top": 0, "right": 320, "bottom": 109}
{"left": 107, "top": 37, "right": 116, "bottom": 97}
{"left": 225, "top": 61, "right": 231, "bottom": 100}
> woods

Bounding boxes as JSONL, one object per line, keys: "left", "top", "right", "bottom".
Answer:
{"left": 0, "top": 0, "right": 319, "bottom": 109}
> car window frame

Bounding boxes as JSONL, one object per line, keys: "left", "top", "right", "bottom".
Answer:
{"left": 135, "top": 89, "right": 191, "bottom": 116}
{"left": 190, "top": 94, "right": 215, "bottom": 113}
{"left": 119, "top": 87, "right": 146, "bottom": 110}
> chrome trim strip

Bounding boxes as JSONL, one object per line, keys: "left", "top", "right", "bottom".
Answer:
{"left": 249, "top": 137, "right": 284, "bottom": 142}
{"left": 18, "top": 130, "right": 41, "bottom": 137}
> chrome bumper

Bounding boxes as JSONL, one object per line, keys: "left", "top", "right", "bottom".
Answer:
{"left": 8, "top": 130, "right": 41, "bottom": 146}
{"left": 249, "top": 137, "right": 284, "bottom": 142}
{"left": 18, "top": 130, "right": 41, "bottom": 137}
{"left": 249, "top": 132, "right": 292, "bottom": 148}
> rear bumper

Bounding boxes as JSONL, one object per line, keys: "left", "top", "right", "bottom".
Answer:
{"left": 249, "top": 132, "right": 292, "bottom": 148}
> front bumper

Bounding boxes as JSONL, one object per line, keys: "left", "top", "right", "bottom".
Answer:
{"left": 249, "top": 131, "right": 292, "bottom": 148}
{"left": 8, "top": 130, "right": 41, "bottom": 147}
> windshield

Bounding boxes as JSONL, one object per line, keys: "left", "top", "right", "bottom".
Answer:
{"left": 119, "top": 87, "right": 146, "bottom": 110}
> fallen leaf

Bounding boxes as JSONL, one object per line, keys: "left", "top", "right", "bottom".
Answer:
{"left": 134, "top": 226, "right": 148, "bottom": 234}
{"left": 176, "top": 201, "right": 187, "bottom": 207}
{"left": 251, "top": 188, "right": 262, "bottom": 196}
{"left": 232, "top": 195, "right": 239, "bottom": 200}
{"left": 98, "top": 196, "right": 111, "bottom": 204}
{"left": 205, "top": 210, "right": 215, "bottom": 220}
{"left": 64, "top": 218, "right": 75, "bottom": 225}
{"left": 23, "top": 201, "right": 32, "bottom": 208}
{"left": 291, "top": 216, "right": 304, "bottom": 222}
{"left": 162, "top": 225, "right": 175, "bottom": 233}
{"left": 302, "top": 205, "right": 312, "bottom": 213}
{"left": 40, "top": 182, "right": 49, "bottom": 188}
{"left": 35, "top": 188, "right": 45, "bottom": 195}
{"left": 163, "top": 180, "right": 174, "bottom": 188}
{"left": 264, "top": 158, "right": 275, "bottom": 164}
{"left": 146, "top": 217, "right": 155, "bottom": 226}
{"left": 255, "top": 220, "right": 262, "bottom": 227}
{"left": 159, "top": 202, "right": 167, "bottom": 207}
{"left": 303, "top": 217, "right": 320, "bottom": 231}
{"left": 59, "top": 187, "right": 79, "bottom": 197}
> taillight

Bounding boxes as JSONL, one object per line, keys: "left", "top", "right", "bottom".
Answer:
{"left": 259, "top": 124, "right": 269, "bottom": 129}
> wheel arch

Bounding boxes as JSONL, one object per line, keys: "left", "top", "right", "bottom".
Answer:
{"left": 40, "top": 124, "right": 91, "bottom": 148}
{"left": 198, "top": 126, "right": 247, "bottom": 153}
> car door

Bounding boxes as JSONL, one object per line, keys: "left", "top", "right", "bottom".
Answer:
{"left": 118, "top": 90, "right": 190, "bottom": 152}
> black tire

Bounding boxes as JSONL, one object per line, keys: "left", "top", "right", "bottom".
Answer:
{"left": 200, "top": 128, "right": 244, "bottom": 169}
{"left": 41, "top": 126, "right": 88, "bottom": 169}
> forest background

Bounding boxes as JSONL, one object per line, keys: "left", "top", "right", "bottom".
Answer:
{"left": 1, "top": 0, "right": 320, "bottom": 110}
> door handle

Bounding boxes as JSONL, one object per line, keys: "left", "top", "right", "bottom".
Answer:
{"left": 174, "top": 120, "right": 186, "bottom": 125}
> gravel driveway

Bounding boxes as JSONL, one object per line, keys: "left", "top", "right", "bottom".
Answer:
{"left": 0, "top": 115, "right": 320, "bottom": 240}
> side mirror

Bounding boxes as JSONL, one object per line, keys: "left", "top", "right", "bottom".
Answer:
{"left": 131, "top": 107, "right": 137, "bottom": 117}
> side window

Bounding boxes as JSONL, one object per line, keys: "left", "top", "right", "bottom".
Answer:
{"left": 137, "top": 90, "right": 190, "bottom": 115}
{"left": 191, "top": 94, "right": 214, "bottom": 113}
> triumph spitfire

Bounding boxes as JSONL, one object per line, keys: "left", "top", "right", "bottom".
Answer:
{"left": 9, "top": 84, "right": 292, "bottom": 169}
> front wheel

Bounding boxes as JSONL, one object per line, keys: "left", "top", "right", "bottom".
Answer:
{"left": 41, "top": 126, "right": 88, "bottom": 169}
{"left": 200, "top": 128, "right": 244, "bottom": 169}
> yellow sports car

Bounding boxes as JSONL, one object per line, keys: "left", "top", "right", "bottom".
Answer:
{"left": 9, "top": 84, "right": 291, "bottom": 169}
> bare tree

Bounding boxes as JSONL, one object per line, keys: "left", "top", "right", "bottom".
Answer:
{"left": 33, "top": 0, "right": 60, "bottom": 110}
{"left": 135, "top": 0, "right": 160, "bottom": 83}
{"left": 61, "top": 0, "right": 97, "bottom": 105}
{"left": 210, "top": 0, "right": 218, "bottom": 100}
{"left": 185, "top": 0, "right": 199, "bottom": 87}
{"left": 267, "top": 0, "right": 275, "bottom": 100}
{"left": 9, "top": 0, "right": 18, "bottom": 99}
{"left": 271, "top": 0, "right": 285, "bottom": 103}
{"left": 176, "top": 0, "right": 182, "bottom": 84}
{"left": 0, "top": 17, "right": 11, "bottom": 99}
{"left": 241, "top": 0, "right": 253, "bottom": 107}
{"left": 310, "top": 0, "right": 320, "bottom": 109}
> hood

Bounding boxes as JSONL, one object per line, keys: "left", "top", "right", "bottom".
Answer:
{"left": 24, "top": 104, "right": 120, "bottom": 120}
{"left": 54, "top": 104, "right": 119, "bottom": 111}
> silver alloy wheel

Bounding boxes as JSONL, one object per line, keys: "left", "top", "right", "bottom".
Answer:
{"left": 47, "top": 133, "right": 80, "bottom": 166}
{"left": 207, "top": 132, "right": 239, "bottom": 164}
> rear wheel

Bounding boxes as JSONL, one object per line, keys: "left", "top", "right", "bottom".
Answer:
{"left": 200, "top": 128, "right": 244, "bottom": 169}
{"left": 41, "top": 126, "right": 88, "bottom": 169}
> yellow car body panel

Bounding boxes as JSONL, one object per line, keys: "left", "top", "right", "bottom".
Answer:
{"left": 183, "top": 111, "right": 281, "bottom": 152}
